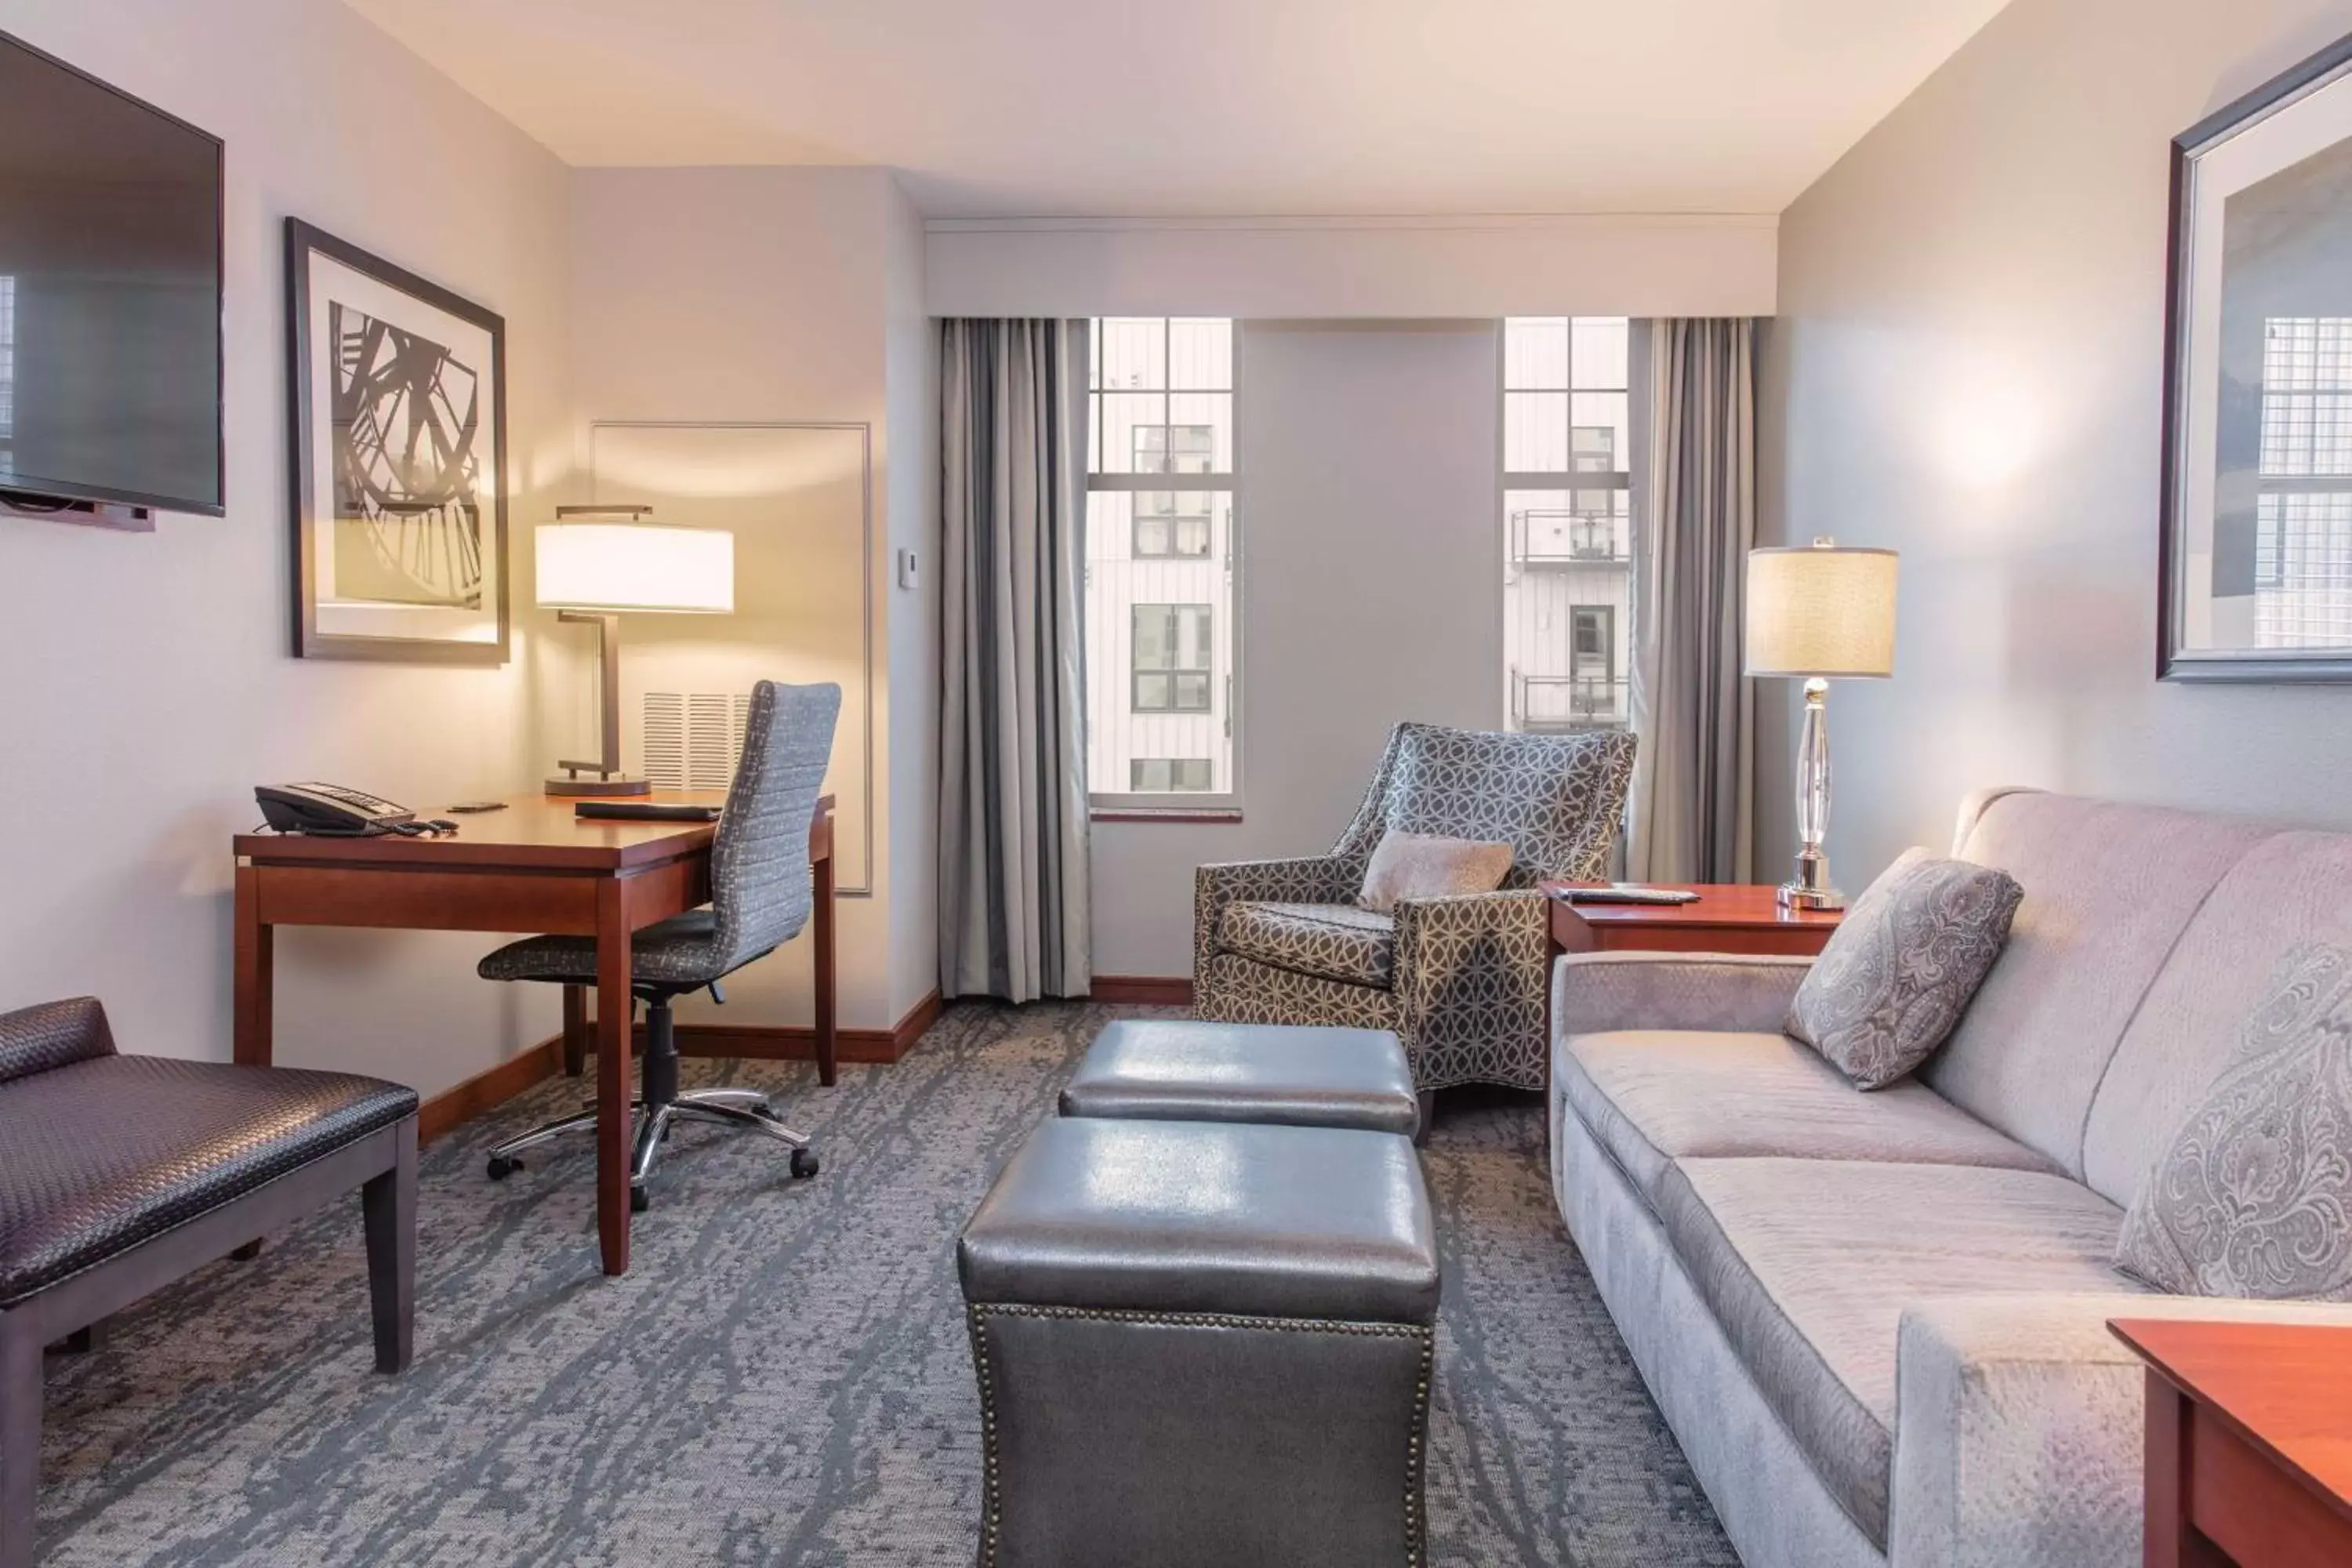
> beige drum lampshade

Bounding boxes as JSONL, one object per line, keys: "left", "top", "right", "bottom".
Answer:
{"left": 1745, "top": 539, "right": 1898, "bottom": 678}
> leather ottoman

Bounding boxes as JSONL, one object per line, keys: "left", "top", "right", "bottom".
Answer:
{"left": 1058, "top": 1018, "right": 1420, "bottom": 1137}
{"left": 957, "top": 1116, "right": 1439, "bottom": 1568}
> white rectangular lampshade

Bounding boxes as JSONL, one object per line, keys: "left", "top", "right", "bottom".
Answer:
{"left": 535, "top": 523, "right": 735, "bottom": 613}
{"left": 1746, "top": 543, "right": 1898, "bottom": 677}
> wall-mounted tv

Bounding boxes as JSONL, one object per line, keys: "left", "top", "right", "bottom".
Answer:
{"left": 0, "top": 30, "right": 224, "bottom": 517}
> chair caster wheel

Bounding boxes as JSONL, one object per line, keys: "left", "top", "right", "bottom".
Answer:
{"left": 630, "top": 1185, "right": 650, "bottom": 1214}
{"left": 790, "top": 1148, "right": 819, "bottom": 1179}
{"left": 487, "top": 1155, "right": 522, "bottom": 1181}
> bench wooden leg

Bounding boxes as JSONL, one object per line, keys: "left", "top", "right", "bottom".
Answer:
{"left": 362, "top": 1126, "right": 417, "bottom": 1374}
{"left": 1, "top": 1308, "right": 40, "bottom": 1568}
{"left": 45, "top": 1320, "right": 107, "bottom": 1357}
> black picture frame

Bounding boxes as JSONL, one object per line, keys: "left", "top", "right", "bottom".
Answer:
{"left": 2158, "top": 31, "right": 2352, "bottom": 682}
{"left": 285, "top": 217, "right": 510, "bottom": 663}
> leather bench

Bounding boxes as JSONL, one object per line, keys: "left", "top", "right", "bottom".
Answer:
{"left": 0, "top": 997, "right": 419, "bottom": 1568}
{"left": 957, "top": 1116, "right": 1439, "bottom": 1567}
{"left": 1058, "top": 1018, "right": 1421, "bottom": 1137}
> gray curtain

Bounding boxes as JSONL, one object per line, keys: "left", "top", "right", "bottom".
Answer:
{"left": 938, "top": 319, "right": 1093, "bottom": 1002}
{"left": 1627, "top": 318, "right": 1757, "bottom": 886}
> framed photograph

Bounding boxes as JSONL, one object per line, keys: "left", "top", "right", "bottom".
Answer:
{"left": 285, "top": 219, "right": 508, "bottom": 662}
{"left": 2161, "top": 32, "right": 2352, "bottom": 681}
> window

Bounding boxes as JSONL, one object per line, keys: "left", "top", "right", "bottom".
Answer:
{"left": 1131, "top": 757, "right": 1214, "bottom": 792}
{"left": 1086, "top": 318, "right": 1238, "bottom": 805}
{"left": 1504, "top": 318, "right": 1634, "bottom": 732}
{"left": 1131, "top": 603, "right": 1213, "bottom": 711}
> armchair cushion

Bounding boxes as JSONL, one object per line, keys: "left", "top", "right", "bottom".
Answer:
{"left": 1356, "top": 829, "right": 1512, "bottom": 913}
{"left": 1218, "top": 902, "right": 1396, "bottom": 989}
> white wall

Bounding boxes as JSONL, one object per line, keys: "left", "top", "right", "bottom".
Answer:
{"left": 566, "top": 165, "right": 935, "bottom": 1031}
{"left": 931, "top": 216, "right": 1777, "bottom": 321}
{"left": 0, "top": 0, "right": 573, "bottom": 1096}
{"left": 1091, "top": 321, "right": 1501, "bottom": 976}
{"left": 1762, "top": 0, "right": 2352, "bottom": 887}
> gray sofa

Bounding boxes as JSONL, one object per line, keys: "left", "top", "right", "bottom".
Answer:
{"left": 1548, "top": 786, "right": 2352, "bottom": 1568}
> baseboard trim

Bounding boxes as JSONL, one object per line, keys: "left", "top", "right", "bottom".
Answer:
{"left": 1088, "top": 975, "right": 1194, "bottom": 1007}
{"left": 419, "top": 1034, "right": 567, "bottom": 1145}
{"left": 416, "top": 989, "right": 946, "bottom": 1142}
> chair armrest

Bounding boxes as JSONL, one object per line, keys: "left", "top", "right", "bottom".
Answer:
{"left": 1194, "top": 856, "right": 1358, "bottom": 978}
{"left": 1891, "top": 1293, "right": 2352, "bottom": 1568}
{"left": 1549, "top": 951, "right": 1813, "bottom": 1040}
{"left": 1393, "top": 891, "right": 1551, "bottom": 1080}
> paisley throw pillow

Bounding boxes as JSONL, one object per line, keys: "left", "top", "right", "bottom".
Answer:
{"left": 1784, "top": 849, "right": 2023, "bottom": 1090}
{"left": 2115, "top": 944, "right": 2352, "bottom": 1301}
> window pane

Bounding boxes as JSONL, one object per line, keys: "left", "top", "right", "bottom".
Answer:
{"left": 1174, "top": 672, "right": 1211, "bottom": 710}
{"left": 1571, "top": 391, "right": 1631, "bottom": 477}
{"left": 1505, "top": 317, "right": 1569, "bottom": 390}
{"left": 1167, "top": 394, "right": 1233, "bottom": 472}
{"left": 1098, "top": 318, "right": 1166, "bottom": 390}
{"left": 1134, "top": 672, "right": 1171, "bottom": 710}
{"left": 1096, "top": 393, "right": 1166, "bottom": 474}
{"left": 1133, "top": 605, "right": 1171, "bottom": 669}
{"left": 1572, "top": 317, "right": 1630, "bottom": 390}
{"left": 1506, "top": 390, "right": 1569, "bottom": 471}
{"left": 1169, "top": 318, "right": 1232, "bottom": 390}
{"left": 1176, "top": 759, "right": 1211, "bottom": 790}
{"left": 1504, "top": 470, "right": 1632, "bottom": 735}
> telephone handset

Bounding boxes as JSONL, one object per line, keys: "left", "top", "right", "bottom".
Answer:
{"left": 255, "top": 782, "right": 416, "bottom": 837}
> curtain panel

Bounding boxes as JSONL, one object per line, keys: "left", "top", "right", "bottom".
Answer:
{"left": 938, "top": 318, "right": 1093, "bottom": 1001}
{"left": 1627, "top": 318, "right": 1758, "bottom": 886}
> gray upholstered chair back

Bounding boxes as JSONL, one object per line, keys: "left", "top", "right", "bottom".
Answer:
{"left": 0, "top": 996, "right": 115, "bottom": 1085}
{"left": 707, "top": 681, "right": 843, "bottom": 972}
{"left": 1328, "top": 722, "right": 1637, "bottom": 886}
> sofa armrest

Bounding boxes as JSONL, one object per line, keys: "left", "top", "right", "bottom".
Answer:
{"left": 1891, "top": 1293, "right": 2352, "bottom": 1568}
{"left": 1549, "top": 951, "right": 1813, "bottom": 1041}
{"left": 1193, "top": 856, "right": 1358, "bottom": 979}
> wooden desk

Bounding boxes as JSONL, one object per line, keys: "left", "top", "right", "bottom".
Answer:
{"left": 2110, "top": 1319, "right": 2352, "bottom": 1568}
{"left": 233, "top": 791, "right": 836, "bottom": 1278}
{"left": 1544, "top": 882, "right": 1845, "bottom": 960}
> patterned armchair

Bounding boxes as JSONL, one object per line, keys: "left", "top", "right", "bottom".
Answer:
{"left": 1194, "top": 723, "right": 1637, "bottom": 1094}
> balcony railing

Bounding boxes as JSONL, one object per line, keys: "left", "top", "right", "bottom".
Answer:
{"left": 1509, "top": 509, "right": 1629, "bottom": 568}
{"left": 1513, "top": 673, "right": 1630, "bottom": 731}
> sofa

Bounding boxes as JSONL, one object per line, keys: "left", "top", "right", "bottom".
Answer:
{"left": 1548, "top": 786, "right": 2352, "bottom": 1568}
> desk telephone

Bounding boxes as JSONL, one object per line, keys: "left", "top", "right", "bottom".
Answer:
{"left": 255, "top": 782, "right": 452, "bottom": 837}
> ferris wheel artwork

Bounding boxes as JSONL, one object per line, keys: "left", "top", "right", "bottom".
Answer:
{"left": 287, "top": 219, "right": 510, "bottom": 663}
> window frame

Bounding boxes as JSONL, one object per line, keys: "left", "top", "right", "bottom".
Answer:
{"left": 1086, "top": 317, "right": 1245, "bottom": 816}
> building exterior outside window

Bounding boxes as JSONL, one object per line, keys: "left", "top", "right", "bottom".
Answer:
{"left": 1086, "top": 318, "right": 1237, "bottom": 804}
{"left": 1504, "top": 318, "right": 1635, "bottom": 731}
{"left": 2255, "top": 315, "right": 2352, "bottom": 646}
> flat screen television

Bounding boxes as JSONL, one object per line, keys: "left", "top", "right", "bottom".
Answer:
{"left": 0, "top": 31, "right": 223, "bottom": 517}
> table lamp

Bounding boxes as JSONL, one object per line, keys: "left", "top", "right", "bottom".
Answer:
{"left": 538, "top": 505, "right": 735, "bottom": 796}
{"left": 1744, "top": 537, "right": 1898, "bottom": 910}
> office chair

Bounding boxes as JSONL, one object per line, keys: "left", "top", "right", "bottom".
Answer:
{"left": 477, "top": 679, "right": 842, "bottom": 1210}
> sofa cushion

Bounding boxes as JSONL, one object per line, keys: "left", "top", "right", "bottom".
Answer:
{"left": 1657, "top": 1157, "right": 2143, "bottom": 1549}
{"left": 2115, "top": 943, "right": 2352, "bottom": 1301}
{"left": 1785, "top": 851, "right": 2023, "bottom": 1089}
{"left": 2085, "top": 830, "right": 2352, "bottom": 1207}
{"left": 1218, "top": 901, "right": 1396, "bottom": 989}
{"left": 1925, "top": 789, "right": 2276, "bottom": 1179}
{"left": 1557, "top": 1031, "right": 2057, "bottom": 1214}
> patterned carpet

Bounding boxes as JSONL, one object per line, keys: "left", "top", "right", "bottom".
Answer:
{"left": 33, "top": 1003, "right": 1735, "bottom": 1566}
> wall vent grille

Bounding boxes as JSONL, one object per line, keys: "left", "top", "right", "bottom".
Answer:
{"left": 643, "top": 692, "right": 751, "bottom": 789}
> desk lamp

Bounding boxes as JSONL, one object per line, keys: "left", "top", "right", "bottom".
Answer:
{"left": 538, "top": 505, "right": 735, "bottom": 796}
{"left": 1744, "top": 537, "right": 1898, "bottom": 910}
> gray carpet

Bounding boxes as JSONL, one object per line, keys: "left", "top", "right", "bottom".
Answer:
{"left": 33, "top": 1003, "right": 1736, "bottom": 1566}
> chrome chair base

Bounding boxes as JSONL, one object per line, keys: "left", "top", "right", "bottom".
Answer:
{"left": 487, "top": 1087, "right": 818, "bottom": 1204}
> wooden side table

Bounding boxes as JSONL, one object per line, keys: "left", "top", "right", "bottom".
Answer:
{"left": 2109, "top": 1318, "right": 2352, "bottom": 1567}
{"left": 1544, "top": 882, "right": 1845, "bottom": 961}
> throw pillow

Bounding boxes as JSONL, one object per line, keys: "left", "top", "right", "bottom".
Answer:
{"left": 2114, "top": 944, "right": 2352, "bottom": 1301}
{"left": 1357, "top": 829, "right": 1515, "bottom": 914}
{"left": 1784, "top": 848, "right": 2024, "bottom": 1090}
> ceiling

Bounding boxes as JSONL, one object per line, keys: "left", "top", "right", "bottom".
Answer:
{"left": 346, "top": 0, "right": 2013, "bottom": 218}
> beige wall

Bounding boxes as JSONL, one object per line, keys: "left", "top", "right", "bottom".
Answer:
{"left": 1762, "top": 0, "right": 2352, "bottom": 887}
{"left": 565, "top": 166, "right": 937, "bottom": 1032}
{"left": 1091, "top": 321, "right": 1502, "bottom": 977}
{"left": 0, "top": 0, "right": 574, "bottom": 1096}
